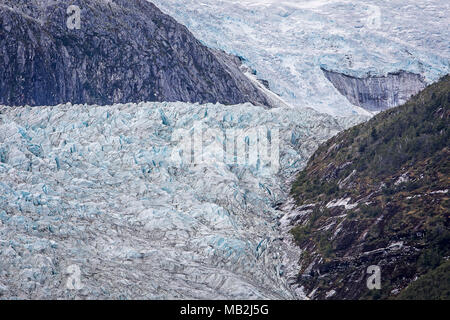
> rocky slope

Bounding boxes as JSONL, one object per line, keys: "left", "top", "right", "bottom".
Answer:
{"left": 322, "top": 68, "right": 426, "bottom": 112}
{"left": 286, "top": 75, "right": 449, "bottom": 299}
{"left": 151, "top": 0, "right": 450, "bottom": 116}
{"left": 0, "top": 0, "right": 271, "bottom": 107}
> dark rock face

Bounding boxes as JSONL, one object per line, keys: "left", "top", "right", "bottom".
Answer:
{"left": 0, "top": 0, "right": 271, "bottom": 107}
{"left": 322, "top": 68, "right": 426, "bottom": 112}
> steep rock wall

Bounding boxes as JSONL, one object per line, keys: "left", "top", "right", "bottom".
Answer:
{"left": 322, "top": 68, "right": 426, "bottom": 112}
{"left": 0, "top": 0, "right": 271, "bottom": 107}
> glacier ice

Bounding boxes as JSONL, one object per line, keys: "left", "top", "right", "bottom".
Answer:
{"left": 0, "top": 102, "right": 366, "bottom": 299}
{"left": 0, "top": 0, "right": 448, "bottom": 300}
{"left": 150, "top": 0, "right": 450, "bottom": 116}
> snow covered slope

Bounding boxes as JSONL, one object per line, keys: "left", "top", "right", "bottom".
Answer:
{"left": 150, "top": 0, "right": 450, "bottom": 116}
{"left": 0, "top": 102, "right": 365, "bottom": 299}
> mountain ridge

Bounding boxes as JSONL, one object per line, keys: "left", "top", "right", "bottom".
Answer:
{"left": 287, "top": 74, "right": 449, "bottom": 300}
{"left": 0, "top": 0, "right": 272, "bottom": 107}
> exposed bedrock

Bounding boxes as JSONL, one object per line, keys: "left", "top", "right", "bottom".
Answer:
{"left": 0, "top": 0, "right": 272, "bottom": 107}
{"left": 322, "top": 68, "right": 426, "bottom": 112}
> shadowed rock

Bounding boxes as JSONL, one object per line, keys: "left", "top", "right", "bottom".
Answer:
{"left": 0, "top": 0, "right": 272, "bottom": 107}
{"left": 322, "top": 68, "right": 426, "bottom": 112}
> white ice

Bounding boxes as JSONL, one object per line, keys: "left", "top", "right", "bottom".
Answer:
{"left": 151, "top": 0, "right": 450, "bottom": 116}
{"left": 0, "top": 101, "right": 366, "bottom": 299}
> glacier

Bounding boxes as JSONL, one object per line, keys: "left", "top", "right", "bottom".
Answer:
{"left": 1, "top": 0, "right": 448, "bottom": 301}
{"left": 0, "top": 102, "right": 366, "bottom": 299}
{"left": 150, "top": 0, "right": 450, "bottom": 116}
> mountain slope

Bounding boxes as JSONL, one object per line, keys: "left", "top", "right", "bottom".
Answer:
{"left": 0, "top": 0, "right": 271, "bottom": 107}
{"left": 151, "top": 0, "right": 450, "bottom": 116}
{"left": 287, "top": 75, "right": 449, "bottom": 299}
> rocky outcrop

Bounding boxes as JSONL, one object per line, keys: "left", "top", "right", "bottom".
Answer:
{"left": 288, "top": 75, "right": 450, "bottom": 299}
{"left": 322, "top": 68, "right": 426, "bottom": 112}
{"left": 0, "top": 0, "right": 272, "bottom": 107}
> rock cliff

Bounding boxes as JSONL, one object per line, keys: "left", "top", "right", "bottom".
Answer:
{"left": 322, "top": 68, "right": 426, "bottom": 112}
{"left": 0, "top": 0, "right": 272, "bottom": 107}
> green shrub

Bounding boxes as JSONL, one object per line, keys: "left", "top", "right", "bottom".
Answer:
{"left": 397, "top": 260, "right": 450, "bottom": 300}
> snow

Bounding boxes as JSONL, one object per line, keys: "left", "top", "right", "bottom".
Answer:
{"left": 0, "top": 101, "right": 363, "bottom": 299}
{"left": 326, "top": 197, "right": 357, "bottom": 210}
{"left": 394, "top": 173, "right": 410, "bottom": 186}
{"left": 151, "top": 0, "right": 450, "bottom": 116}
{"left": 406, "top": 189, "right": 448, "bottom": 199}
{"left": 430, "top": 189, "right": 448, "bottom": 194}
{"left": 325, "top": 289, "right": 336, "bottom": 298}
{"left": 388, "top": 241, "right": 404, "bottom": 251}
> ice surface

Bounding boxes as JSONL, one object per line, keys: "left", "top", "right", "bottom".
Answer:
{"left": 150, "top": 0, "right": 450, "bottom": 116}
{"left": 2, "top": 0, "right": 446, "bottom": 299}
{"left": 0, "top": 102, "right": 366, "bottom": 299}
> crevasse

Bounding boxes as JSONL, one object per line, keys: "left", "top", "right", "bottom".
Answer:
{"left": 0, "top": 102, "right": 365, "bottom": 299}
{"left": 150, "top": 0, "right": 450, "bottom": 116}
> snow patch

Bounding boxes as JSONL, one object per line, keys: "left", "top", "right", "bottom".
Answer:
{"left": 326, "top": 198, "right": 357, "bottom": 210}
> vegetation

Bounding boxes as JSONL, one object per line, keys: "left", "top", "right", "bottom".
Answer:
{"left": 292, "top": 75, "right": 449, "bottom": 205}
{"left": 289, "top": 75, "right": 450, "bottom": 299}
{"left": 397, "top": 260, "right": 450, "bottom": 300}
